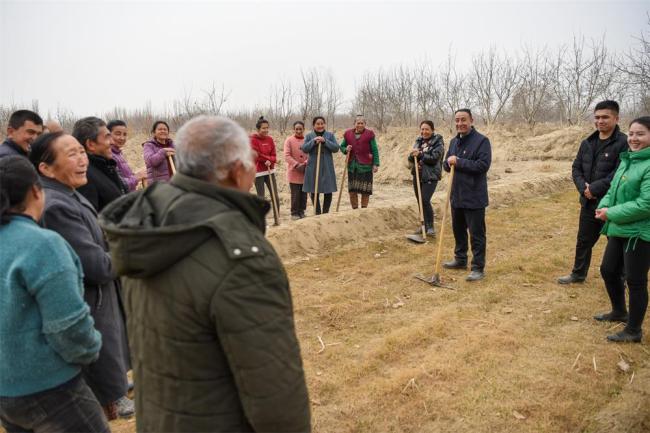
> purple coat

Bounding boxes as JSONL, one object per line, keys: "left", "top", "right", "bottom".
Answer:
{"left": 111, "top": 147, "right": 138, "bottom": 192}
{"left": 143, "top": 138, "right": 175, "bottom": 184}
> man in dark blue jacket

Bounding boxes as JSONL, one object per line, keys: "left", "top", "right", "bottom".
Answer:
{"left": 557, "top": 100, "right": 628, "bottom": 284}
{"left": 443, "top": 109, "right": 492, "bottom": 281}
{"left": 0, "top": 110, "right": 43, "bottom": 159}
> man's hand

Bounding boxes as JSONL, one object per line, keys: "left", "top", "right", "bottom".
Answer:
{"left": 584, "top": 183, "right": 594, "bottom": 200}
{"left": 447, "top": 155, "right": 457, "bottom": 166}
{"left": 595, "top": 208, "right": 608, "bottom": 221}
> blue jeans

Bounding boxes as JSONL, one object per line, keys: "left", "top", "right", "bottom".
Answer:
{"left": 0, "top": 375, "right": 109, "bottom": 433}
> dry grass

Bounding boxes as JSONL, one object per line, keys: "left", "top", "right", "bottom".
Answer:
{"left": 282, "top": 190, "right": 650, "bottom": 433}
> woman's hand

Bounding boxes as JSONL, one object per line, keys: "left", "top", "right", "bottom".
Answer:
{"left": 265, "top": 160, "right": 271, "bottom": 168}
{"left": 373, "top": 165, "right": 379, "bottom": 173}
{"left": 165, "top": 148, "right": 176, "bottom": 157}
{"left": 315, "top": 136, "right": 325, "bottom": 144}
{"left": 595, "top": 208, "right": 608, "bottom": 221}
{"left": 410, "top": 149, "right": 420, "bottom": 157}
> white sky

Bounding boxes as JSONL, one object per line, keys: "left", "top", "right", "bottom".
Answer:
{"left": 1, "top": 0, "right": 648, "bottom": 117}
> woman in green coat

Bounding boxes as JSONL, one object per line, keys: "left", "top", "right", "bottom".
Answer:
{"left": 594, "top": 116, "right": 650, "bottom": 343}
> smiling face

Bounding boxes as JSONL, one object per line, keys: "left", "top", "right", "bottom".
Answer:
{"left": 293, "top": 123, "right": 304, "bottom": 138}
{"left": 420, "top": 123, "right": 433, "bottom": 139}
{"left": 455, "top": 111, "right": 473, "bottom": 135}
{"left": 628, "top": 121, "right": 650, "bottom": 152}
{"left": 86, "top": 125, "right": 112, "bottom": 158}
{"left": 313, "top": 118, "right": 326, "bottom": 133}
{"left": 258, "top": 122, "right": 270, "bottom": 137}
{"left": 594, "top": 109, "right": 618, "bottom": 136}
{"left": 8, "top": 120, "right": 43, "bottom": 151}
{"left": 154, "top": 123, "right": 169, "bottom": 143}
{"left": 354, "top": 118, "right": 366, "bottom": 133}
{"left": 110, "top": 125, "right": 128, "bottom": 149}
{"left": 39, "top": 135, "right": 89, "bottom": 189}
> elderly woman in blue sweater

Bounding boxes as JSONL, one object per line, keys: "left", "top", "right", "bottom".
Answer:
{"left": 0, "top": 156, "right": 108, "bottom": 433}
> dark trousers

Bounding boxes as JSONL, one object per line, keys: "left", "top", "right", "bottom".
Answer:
{"left": 412, "top": 178, "right": 438, "bottom": 229}
{"left": 0, "top": 375, "right": 110, "bottom": 433}
{"left": 451, "top": 207, "right": 486, "bottom": 272}
{"left": 600, "top": 237, "right": 650, "bottom": 334}
{"left": 571, "top": 204, "right": 605, "bottom": 278}
{"left": 310, "top": 193, "right": 332, "bottom": 215}
{"left": 289, "top": 183, "right": 307, "bottom": 216}
{"left": 255, "top": 174, "right": 280, "bottom": 217}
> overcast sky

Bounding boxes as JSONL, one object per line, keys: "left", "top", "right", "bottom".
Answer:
{"left": 1, "top": 0, "right": 648, "bottom": 118}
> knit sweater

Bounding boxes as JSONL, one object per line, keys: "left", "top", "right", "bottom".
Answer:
{"left": 0, "top": 215, "right": 101, "bottom": 397}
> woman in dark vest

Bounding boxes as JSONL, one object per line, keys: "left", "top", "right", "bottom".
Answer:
{"left": 407, "top": 120, "right": 445, "bottom": 237}
{"left": 340, "top": 116, "right": 380, "bottom": 209}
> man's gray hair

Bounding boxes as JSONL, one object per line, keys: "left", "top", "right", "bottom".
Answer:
{"left": 175, "top": 115, "right": 254, "bottom": 181}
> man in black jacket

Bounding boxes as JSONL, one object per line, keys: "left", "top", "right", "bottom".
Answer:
{"left": 558, "top": 100, "right": 628, "bottom": 284}
{"left": 74, "top": 117, "right": 128, "bottom": 212}
{"left": 443, "top": 109, "right": 492, "bottom": 281}
{"left": 0, "top": 110, "right": 43, "bottom": 159}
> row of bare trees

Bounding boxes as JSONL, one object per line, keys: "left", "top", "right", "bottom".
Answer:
{"left": 1, "top": 23, "right": 649, "bottom": 135}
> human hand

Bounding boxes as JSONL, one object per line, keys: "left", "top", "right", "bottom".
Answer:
{"left": 315, "top": 136, "right": 325, "bottom": 144}
{"left": 265, "top": 160, "right": 271, "bottom": 167}
{"left": 165, "top": 148, "right": 176, "bottom": 157}
{"left": 447, "top": 155, "right": 457, "bottom": 166}
{"left": 584, "top": 184, "right": 594, "bottom": 200}
{"left": 595, "top": 208, "right": 608, "bottom": 221}
{"left": 410, "top": 149, "right": 420, "bottom": 157}
{"left": 136, "top": 169, "right": 147, "bottom": 180}
{"left": 373, "top": 165, "right": 378, "bottom": 173}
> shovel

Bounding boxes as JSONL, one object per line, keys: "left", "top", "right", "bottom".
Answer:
{"left": 406, "top": 154, "right": 426, "bottom": 244}
{"left": 335, "top": 151, "right": 351, "bottom": 212}
{"left": 414, "top": 164, "right": 455, "bottom": 288}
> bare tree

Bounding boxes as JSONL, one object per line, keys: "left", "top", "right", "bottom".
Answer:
{"left": 616, "top": 15, "right": 650, "bottom": 112}
{"left": 413, "top": 62, "right": 443, "bottom": 122}
{"left": 439, "top": 49, "right": 473, "bottom": 131}
{"left": 324, "top": 71, "right": 343, "bottom": 129}
{"left": 387, "top": 65, "right": 415, "bottom": 127}
{"left": 269, "top": 78, "right": 294, "bottom": 133}
{"left": 512, "top": 45, "right": 556, "bottom": 129}
{"left": 552, "top": 35, "right": 616, "bottom": 124}
{"left": 299, "top": 68, "right": 324, "bottom": 123}
{"left": 203, "top": 82, "right": 230, "bottom": 116}
{"left": 469, "top": 47, "right": 521, "bottom": 125}
{"left": 353, "top": 70, "right": 392, "bottom": 132}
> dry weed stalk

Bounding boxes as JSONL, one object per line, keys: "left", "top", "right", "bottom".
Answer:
{"left": 572, "top": 352, "right": 582, "bottom": 370}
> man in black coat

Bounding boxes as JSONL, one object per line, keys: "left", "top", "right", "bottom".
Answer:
{"left": 0, "top": 110, "right": 43, "bottom": 159}
{"left": 558, "top": 100, "right": 628, "bottom": 284}
{"left": 443, "top": 109, "right": 492, "bottom": 281}
{"left": 74, "top": 117, "right": 128, "bottom": 212}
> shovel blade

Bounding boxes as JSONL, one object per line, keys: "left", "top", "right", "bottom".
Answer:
{"left": 406, "top": 234, "right": 426, "bottom": 244}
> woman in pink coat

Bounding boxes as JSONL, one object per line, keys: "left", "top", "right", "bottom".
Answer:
{"left": 283, "top": 121, "right": 308, "bottom": 219}
{"left": 143, "top": 120, "right": 175, "bottom": 184}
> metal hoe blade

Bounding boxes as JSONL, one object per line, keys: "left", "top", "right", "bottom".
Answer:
{"left": 413, "top": 273, "right": 455, "bottom": 289}
{"left": 405, "top": 234, "right": 426, "bottom": 244}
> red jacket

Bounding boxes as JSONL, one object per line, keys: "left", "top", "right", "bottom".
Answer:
{"left": 250, "top": 134, "right": 277, "bottom": 173}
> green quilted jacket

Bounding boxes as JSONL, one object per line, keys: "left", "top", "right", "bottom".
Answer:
{"left": 99, "top": 173, "right": 310, "bottom": 433}
{"left": 598, "top": 145, "right": 650, "bottom": 247}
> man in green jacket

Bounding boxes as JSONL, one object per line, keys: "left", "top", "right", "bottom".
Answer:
{"left": 99, "top": 115, "right": 311, "bottom": 432}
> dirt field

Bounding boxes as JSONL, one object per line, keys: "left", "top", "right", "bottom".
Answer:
{"left": 101, "top": 124, "right": 650, "bottom": 433}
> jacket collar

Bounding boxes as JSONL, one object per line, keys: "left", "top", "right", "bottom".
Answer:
{"left": 2, "top": 138, "right": 29, "bottom": 156}
{"left": 455, "top": 127, "right": 477, "bottom": 141}
{"left": 587, "top": 125, "right": 622, "bottom": 144}
{"left": 170, "top": 173, "right": 270, "bottom": 233}
{"left": 40, "top": 176, "right": 97, "bottom": 214}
